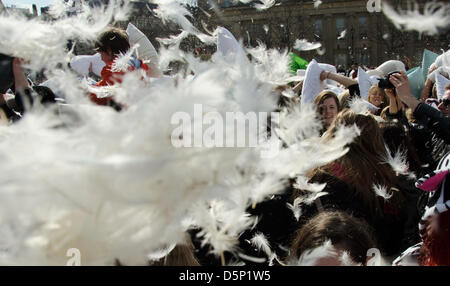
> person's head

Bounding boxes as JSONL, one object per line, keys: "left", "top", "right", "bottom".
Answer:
{"left": 95, "top": 27, "right": 130, "bottom": 63}
{"left": 379, "top": 120, "right": 422, "bottom": 176}
{"left": 314, "top": 90, "right": 340, "bottom": 128}
{"left": 288, "top": 211, "right": 376, "bottom": 266}
{"left": 368, "top": 86, "right": 388, "bottom": 108}
{"left": 325, "top": 109, "right": 385, "bottom": 155}
{"left": 416, "top": 153, "right": 450, "bottom": 266}
{"left": 438, "top": 84, "right": 450, "bottom": 117}
{"left": 419, "top": 210, "right": 450, "bottom": 266}
{"left": 338, "top": 89, "right": 357, "bottom": 110}
{"left": 322, "top": 110, "right": 400, "bottom": 216}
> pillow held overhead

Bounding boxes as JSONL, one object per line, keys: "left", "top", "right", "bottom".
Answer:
{"left": 301, "top": 59, "right": 324, "bottom": 106}
{"left": 318, "top": 63, "right": 337, "bottom": 86}
{"left": 376, "top": 60, "right": 406, "bottom": 77}
{"left": 126, "top": 23, "right": 159, "bottom": 64}
{"left": 421, "top": 49, "right": 439, "bottom": 80}
{"left": 70, "top": 53, "right": 105, "bottom": 77}
{"left": 435, "top": 73, "right": 450, "bottom": 101}
{"left": 357, "top": 67, "right": 373, "bottom": 101}
{"left": 216, "top": 26, "right": 241, "bottom": 57}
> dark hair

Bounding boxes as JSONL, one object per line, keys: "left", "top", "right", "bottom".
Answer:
{"left": 288, "top": 211, "right": 376, "bottom": 265}
{"left": 95, "top": 27, "right": 130, "bottom": 56}
{"left": 321, "top": 109, "right": 402, "bottom": 217}
{"left": 379, "top": 120, "right": 423, "bottom": 176}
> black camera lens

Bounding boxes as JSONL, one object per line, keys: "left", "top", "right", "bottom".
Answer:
{"left": 378, "top": 71, "right": 400, "bottom": 90}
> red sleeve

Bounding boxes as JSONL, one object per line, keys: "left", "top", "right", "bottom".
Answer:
{"left": 89, "top": 64, "right": 117, "bottom": 105}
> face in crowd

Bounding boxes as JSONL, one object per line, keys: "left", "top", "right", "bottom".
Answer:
{"left": 368, "top": 87, "right": 384, "bottom": 108}
{"left": 321, "top": 97, "right": 339, "bottom": 128}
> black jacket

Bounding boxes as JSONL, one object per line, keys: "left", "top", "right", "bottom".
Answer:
{"left": 413, "top": 103, "right": 450, "bottom": 144}
{"left": 298, "top": 171, "right": 424, "bottom": 257}
{"left": 190, "top": 185, "right": 298, "bottom": 266}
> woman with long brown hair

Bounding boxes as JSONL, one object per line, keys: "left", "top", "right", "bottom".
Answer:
{"left": 287, "top": 211, "right": 377, "bottom": 266}
{"left": 296, "top": 109, "right": 422, "bottom": 257}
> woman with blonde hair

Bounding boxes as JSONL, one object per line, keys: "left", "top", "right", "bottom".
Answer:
{"left": 367, "top": 86, "right": 389, "bottom": 116}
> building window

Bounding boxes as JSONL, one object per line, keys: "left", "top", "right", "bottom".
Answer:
{"left": 358, "top": 17, "right": 368, "bottom": 40}
{"left": 335, "top": 53, "right": 347, "bottom": 69}
{"left": 336, "top": 18, "right": 345, "bottom": 36}
{"left": 314, "top": 19, "right": 323, "bottom": 40}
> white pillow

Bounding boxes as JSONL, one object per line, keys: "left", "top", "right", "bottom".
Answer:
{"left": 366, "top": 69, "right": 384, "bottom": 78}
{"left": 376, "top": 60, "right": 406, "bottom": 77}
{"left": 357, "top": 67, "right": 373, "bottom": 101}
{"left": 126, "top": 23, "right": 159, "bottom": 64}
{"left": 431, "top": 49, "right": 450, "bottom": 70}
{"left": 216, "top": 26, "right": 241, "bottom": 57}
{"left": 428, "top": 66, "right": 450, "bottom": 82}
{"left": 325, "top": 84, "right": 345, "bottom": 97}
{"left": 301, "top": 59, "right": 324, "bottom": 106}
{"left": 70, "top": 53, "right": 105, "bottom": 77}
{"left": 319, "top": 63, "right": 337, "bottom": 86}
{"left": 436, "top": 73, "right": 450, "bottom": 101}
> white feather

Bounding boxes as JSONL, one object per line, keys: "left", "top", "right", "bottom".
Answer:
{"left": 383, "top": 147, "right": 409, "bottom": 175}
{"left": 372, "top": 184, "right": 393, "bottom": 201}
{"left": 337, "top": 29, "right": 347, "bottom": 40}
{"left": 250, "top": 232, "right": 272, "bottom": 257}
{"left": 314, "top": 0, "right": 322, "bottom": 8}
{"left": 254, "top": 0, "right": 276, "bottom": 11}
{"left": 294, "top": 39, "right": 322, "bottom": 51}
{"left": 289, "top": 240, "right": 336, "bottom": 266}
{"left": 382, "top": 1, "right": 450, "bottom": 36}
{"left": 0, "top": 0, "right": 367, "bottom": 266}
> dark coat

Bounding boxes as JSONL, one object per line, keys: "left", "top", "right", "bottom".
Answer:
{"left": 298, "top": 171, "right": 425, "bottom": 257}
{"left": 190, "top": 184, "right": 298, "bottom": 266}
{"left": 413, "top": 103, "right": 450, "bottom": 144}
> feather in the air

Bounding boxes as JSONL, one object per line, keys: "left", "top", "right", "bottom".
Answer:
{"left": 294, "top": 39, "right": 322, "bottom": 51}
{"left": 382, "top": 1, "right": 450, "bottom": 36}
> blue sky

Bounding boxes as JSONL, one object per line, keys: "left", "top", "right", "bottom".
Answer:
{"left": 2, "top": 0, "right": 55, "bottom": 12}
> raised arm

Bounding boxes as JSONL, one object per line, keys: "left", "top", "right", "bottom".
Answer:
{"left": 321, "top": 70, "right": 357, "bottom": 88}
{"left": 390, "top": 71, "right": 450, "bottom": 143}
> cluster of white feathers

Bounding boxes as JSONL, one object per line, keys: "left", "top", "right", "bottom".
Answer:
{"left": 382, "top": 1, "right": 450, "bottom": 36}
{"left": 0, "top": 0, "right": 421, "bottom": 266}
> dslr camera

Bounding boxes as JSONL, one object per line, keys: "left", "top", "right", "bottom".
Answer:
{"left": 378, "top": 71, "right": 401, "bottom": 90}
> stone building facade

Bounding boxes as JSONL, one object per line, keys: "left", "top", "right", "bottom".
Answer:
{"left": 41, "top": 0, "right": 449, "bottom": 69}
{"left": 204, "top": 0, "right": 448, "bottom": 69}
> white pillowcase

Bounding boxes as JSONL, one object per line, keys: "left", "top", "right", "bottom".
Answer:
{"left": 70, "top": 53, "right": 105, "bottom": 77}
{"left": 301, "top": 59, "right": 324, "bottom": 106}
{"left": 436, "top": 73, "right": 450, "bottom": 100}
{"left": 216, "top": 26, "right": 241, "bottom": 57}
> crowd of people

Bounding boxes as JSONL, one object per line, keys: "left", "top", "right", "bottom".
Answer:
{"left": 0, "top": 23, "right": 449, "bottom": 266}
